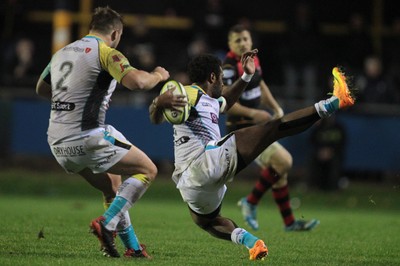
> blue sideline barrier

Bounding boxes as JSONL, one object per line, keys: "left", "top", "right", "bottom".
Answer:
{"left": 10, "top": 100, "right": 400, "bottom": 171}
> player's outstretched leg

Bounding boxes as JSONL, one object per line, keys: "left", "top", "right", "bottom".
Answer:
{"left": 235, "top": 66, "right": 356, "bottom": 167}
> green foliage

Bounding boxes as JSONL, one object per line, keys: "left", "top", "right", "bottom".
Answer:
{"left": 0, "top": 169, "right": 399, "bottom": 265}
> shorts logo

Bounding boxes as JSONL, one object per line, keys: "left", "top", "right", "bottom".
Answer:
{"left": 85, "top": 47, "right": 92, "bottom": 53}
{"left": 95, "top": 151, "right": 117, "bottom": 169}
{"left": 53, "top": 145, "right": 86, "bottom": 157}
{"left": 224, "top": 148, "right": 230, "bottom": 173}
{"left": 210, "top": 112, "right": 218, "bottom": 124}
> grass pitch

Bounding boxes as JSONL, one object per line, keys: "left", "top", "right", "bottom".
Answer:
{"left": 0, "top": 168, "right": 399, "bottom": 265}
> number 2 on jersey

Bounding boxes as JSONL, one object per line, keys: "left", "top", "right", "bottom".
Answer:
{"left": 56, "top": 61, "right": 73, "bottom": 91}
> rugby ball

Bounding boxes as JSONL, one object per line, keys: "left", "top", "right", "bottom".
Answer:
{"left": 160, "top": 80, "right": 190, "bottom": 124}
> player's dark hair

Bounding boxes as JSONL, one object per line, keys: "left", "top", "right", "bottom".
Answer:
{"left": 89, "top": 6, "right": 123, "bottom": 34}
{"left": 187, "top": 54, "right": 222, "bottom": 84}
{"left": 228, "top": 24, "right": 249, "bottom": 37}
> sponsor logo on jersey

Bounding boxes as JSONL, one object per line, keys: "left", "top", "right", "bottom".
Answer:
{"left": 175, "top": 136, "right": 190, "bottom": 146}
{"left": 210, "top": 112, "right": 218, "bottom": 124}
{"left": 119, "top": 63, "right": 130, "bottom": 73}
{"left": 51, "top": 101, "right": 75, "bottom": 111}
{"left": 112, "top": 55, "right": 120, "bottom": 62}
{"left": 63, "top": 46, "right": 84, "bottom": 53}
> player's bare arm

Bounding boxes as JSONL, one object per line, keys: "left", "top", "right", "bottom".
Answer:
{"left": 121, "top": 66, "right": 169, "bottom": 90}
{"left": 149, "top": 88, "right": 187, "bottom": 124}
{"left": 35, "top": 78, "right": 52, "bottom": 100}
{"left": 222, "top": 49, "right": 258, "bottom": 109}
{"left": 259, "top": 80, "right": 284, "bottom": 119}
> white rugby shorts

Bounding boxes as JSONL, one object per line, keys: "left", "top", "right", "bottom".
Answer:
{"left": 174, "top": 133, "right": 238, "bottom": 215}
{"left": 49, "top": 125, "right": 131, "bottom": 174}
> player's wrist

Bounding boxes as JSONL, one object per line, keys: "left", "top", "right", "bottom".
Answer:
{"left": 248, "top": 109, "right": 257, "bottom": 118}
{"left": 241, "top": 72, "right": 254, "bottom": 82}
{"left": 151, "top": 97, "right": 159, "bottom": 108}
{"left": 152, "top": 71, "right": 163, "bottom": 81}
{"left": 275, "top": 107, "right": 284, "bottom": 118}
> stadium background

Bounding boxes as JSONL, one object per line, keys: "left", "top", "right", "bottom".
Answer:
{"left": 0, "top": 0, "right": 399, "bottom": 185}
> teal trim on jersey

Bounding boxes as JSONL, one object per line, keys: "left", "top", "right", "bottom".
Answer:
{"left": 85, "top": 34, "right": 104, "bottom": 42}
{"left": 205, "top": 144, "right": 219, "bottom": 150}
{"left": 40, "top": 62, "right": 51, "bottom": 81}
{"left": 103, "top": 131, "right": 115, "bottom": 144}
{"left": 190, "top": 85, "right": 206, "bottom": 94}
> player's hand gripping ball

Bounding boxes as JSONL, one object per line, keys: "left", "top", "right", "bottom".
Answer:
{"left": 160, "top": 80, "right": 190, "bottom": 124}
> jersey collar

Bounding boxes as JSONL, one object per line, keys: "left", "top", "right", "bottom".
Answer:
{"left": 85, "top": 34, "right": 104, "bottom": 42}
{"left": 190, "top": 84, "right": 207, "bottom": 94}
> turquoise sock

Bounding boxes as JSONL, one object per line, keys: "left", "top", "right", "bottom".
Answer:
{"left": 118, "top": 225, "right": 140, "bottom": 250}
{"left": 241, "top": 232, "right": 258, "bottom": 249}
{"left": 315, "top": 96, "right": 340, "bottom": 118}
{"left": 103, "top": 196, "right": 128, "bottom": 225}
{"left": 324, "top": 96, "right": 340, "bottom": 114}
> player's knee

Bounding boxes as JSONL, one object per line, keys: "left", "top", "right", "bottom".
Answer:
{"left": 196, "top": 220, "right": 210, "bottom": 231}
{"left": 282, "top": 154, "right": 293, "bottom": 171}
{"left": 275, "top": 149, "right": 293, "bottom": 172}
{"left": 191, "top": 214, "right": 210, "bottom": 230}
{"left": 145, "top": 163, "right": 158, "bottom": 182}
{"left": 273, "top": 174, "right": 288, "bottom": 188}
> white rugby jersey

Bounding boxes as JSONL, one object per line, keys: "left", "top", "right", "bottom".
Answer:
{"left": 40, "top": 35, "right": 134, "bottom": 142}
{"left": 172, "top": 85, "right": 226, "bottom": 175}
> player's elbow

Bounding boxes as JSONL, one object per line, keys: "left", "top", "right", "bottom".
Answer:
{"left": 122, "top": 70, "right": 152, "bottom": 90}
{"left": 223, "top": 99, "right": 236, "bottom": 112}
{"left": 122, "top": 79, "right": 146, "bottom": 90}
{"left": 145, "top": 164, "right": 158, "bottom": 182}
{"left": 150, "top": 116, "right": 164, "bottom": 125}
{"left": 134, "top": 79, "right": 148, "bottom": 90}
{"left": 149, "top": 110, "right": 165, "bottom": 125}
{"left": 36, "top": 79, "right": 52, "bottom": 99}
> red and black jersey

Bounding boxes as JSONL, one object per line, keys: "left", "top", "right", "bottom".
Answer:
{"left": 222, "top": 51, "right": 263, "bottom": 131}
